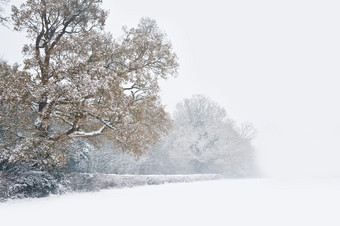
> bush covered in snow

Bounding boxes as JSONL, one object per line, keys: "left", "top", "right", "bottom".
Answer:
{"left": 0, "top": 169, "right": 66, "bottom": 201}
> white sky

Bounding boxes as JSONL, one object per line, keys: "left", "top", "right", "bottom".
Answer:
{"left": 1, "top": 0, "right": 340, "bottom": 177}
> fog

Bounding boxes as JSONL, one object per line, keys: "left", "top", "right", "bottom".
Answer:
{"left": 105, "top": 0, "right": 340, "bottom": 178}
{"left": 1, "top": 0, "right": 340, "bottom": 177}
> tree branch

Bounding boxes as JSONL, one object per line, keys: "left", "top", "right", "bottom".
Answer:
{"left": 68, "top": 125, "right": 106, "bottom": 138}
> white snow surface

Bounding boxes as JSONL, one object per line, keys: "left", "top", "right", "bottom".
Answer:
{"left": 1, "top": 178, "right": 340, "bottom": 226}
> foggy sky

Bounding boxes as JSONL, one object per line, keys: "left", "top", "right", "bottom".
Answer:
{"left": 1, "top": 0, "right": 340, "bottom": 177}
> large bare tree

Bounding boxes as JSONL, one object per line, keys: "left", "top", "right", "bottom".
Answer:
{"left": 0, "top": 0, "right": 178, "bottom": 169}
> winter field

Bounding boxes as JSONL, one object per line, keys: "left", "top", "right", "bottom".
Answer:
{"left": 1, "top": 178, "right": 340, "bottom": 226}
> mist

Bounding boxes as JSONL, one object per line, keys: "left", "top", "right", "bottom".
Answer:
{"left": 103, "top": 0, "right": 340, "bottom": 178}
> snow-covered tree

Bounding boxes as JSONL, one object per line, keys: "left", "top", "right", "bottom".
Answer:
{"left": 0, "top": 0, "right": 178, "bottom": 169}
{"left": 86, "top": 138, "right": 141, "bottom": 174}
{"left": 60, "top": 135, "right": 174, "bottom": 175}
{"left": 168, "top": 95, "right": 256, "bottom": 176}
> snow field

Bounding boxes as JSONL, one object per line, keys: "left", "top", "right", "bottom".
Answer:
{"left": 1, "top": 178, "right": 340, "bottom": 226}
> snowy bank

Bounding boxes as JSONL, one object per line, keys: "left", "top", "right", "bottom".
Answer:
{"left": 66, "top": 173, "right": 223, "bottom": 192}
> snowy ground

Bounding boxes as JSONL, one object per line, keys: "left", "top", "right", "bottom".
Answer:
{"left": 1, "top": 178, "right": 340, "bottom": 226}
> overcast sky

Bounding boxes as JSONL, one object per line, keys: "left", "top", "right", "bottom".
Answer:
{"left": 1, "top": 0, "right": 340, "bottom": 177}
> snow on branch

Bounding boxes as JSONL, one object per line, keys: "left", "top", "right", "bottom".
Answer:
{"left": 68, "top": 125, "right": 106, "bottom": 138}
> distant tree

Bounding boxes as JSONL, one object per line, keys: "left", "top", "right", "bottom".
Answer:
{"left": 168, "top": 95, "right": 256, "bottom": 176}
{"left": 0, "top": 0, "right": 178, "bottom": 169}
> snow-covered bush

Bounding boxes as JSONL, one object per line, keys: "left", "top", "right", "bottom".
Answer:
{"left": 0, "top": 167, "right": 68, "bottom": 201}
